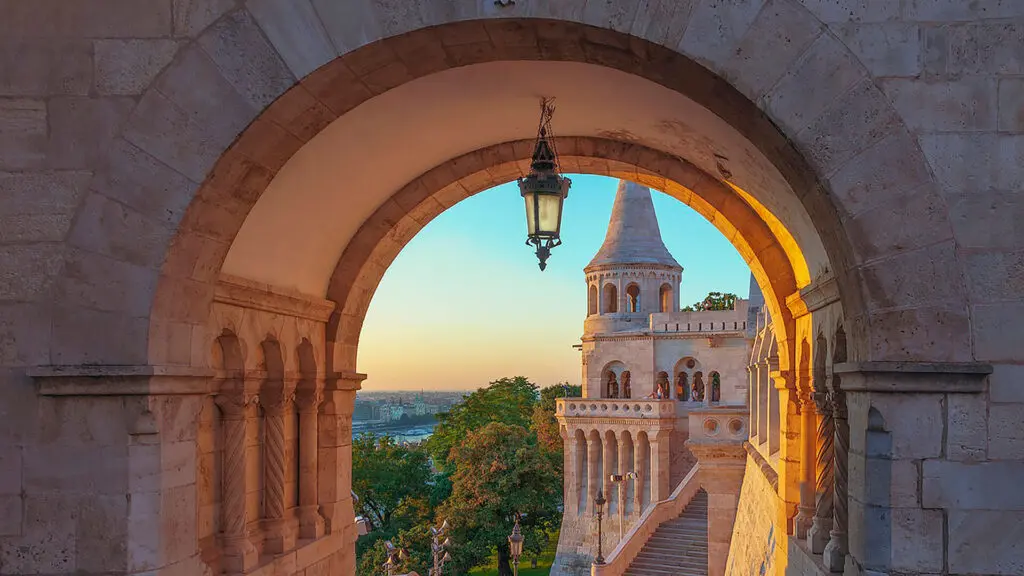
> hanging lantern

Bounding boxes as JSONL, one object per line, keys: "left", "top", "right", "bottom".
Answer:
{"left": 519, "top": 98, "right": 571, "bottom": 271}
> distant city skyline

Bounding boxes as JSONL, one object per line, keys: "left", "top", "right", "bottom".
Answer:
{"left": 358, "top": 175, "right": 751, "bottom": 391}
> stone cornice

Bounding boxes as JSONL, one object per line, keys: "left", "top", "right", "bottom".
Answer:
{"left": 744, "top": 441, "right": 779, "bottom": 490}
{"left": 215, "top": 273, "right": 336, "bottom": 322}
{"left": 582, "top": 331, "right": 745, "bottom": 342}
{"left": 30, "top": 365, "right": 216, "bottom": 396}
{"left": 833, "top": 361, "right": 992, "bottom": 393}
{"left": 786, "top": 275, "right": 840, "bottom": 318}
{"left": 584, "top": 262, "right": 683, "bottom": 275}
{"left": 557, "top": 416, "right": 676, "bottom": 430}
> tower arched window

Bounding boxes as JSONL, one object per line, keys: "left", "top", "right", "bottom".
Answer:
{"left": 710, "top": 371, "right": 721, "bottom": 403}
{"left": 626, "top": 283, "right": 640, "bottom": 313}
{"left": 602, "top": 283, "right": 618, "bottom": 313}
{"left": 659, "top": 283, "right": 673, "bottom": 313}
{"left": 588, "top": 284, "right": 598, "bottom": 315}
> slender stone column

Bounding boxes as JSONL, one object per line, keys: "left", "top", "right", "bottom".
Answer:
{"left": 617, "top": 431, "right": 629, "bottom": 516}
{"left": 603, "top": 433, "right": 615, "bottom": 515}
{"left": 794, "top": 389, "right": 816, "bottom": 538}
{"left": 586, "top": 432, "right": 601, "bottom": 514}
{"left": 823, "top": 380, "right": 849, "bottom": 571}
{"left": 295, "top": 383, "right": 325, "bottom": 539}
{"left": 808, "top": 386, "right": 834, "bottom": 553}
{"left": 261, "top": 383, "right": 298, "bottom": 554}
{"left": 649, "top": 430, "right": 671, "bottom": 503}
{"left": 562, "top": 427, "right": 578, "bottom": 517}
{"left": 214, "top": 390, "right": 260, "bottom": 573}
{"left": 319, "top": 370, "right": 364, "bottom": 576}
{"left": 634, "top": 433, "right": 646, "bottom": 511}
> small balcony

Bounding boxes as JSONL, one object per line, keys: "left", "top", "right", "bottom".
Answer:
{"left": 555, "top": 398, "right": 676, "bottom": 419}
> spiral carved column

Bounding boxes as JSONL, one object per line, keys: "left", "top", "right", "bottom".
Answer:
{"left": 261, "top": 386, "right": 298, "bottom": 554}
{"left": 214, "top": 391, "right": 260, "bottom": 573}
{"left": 807, "top": 388, "right": 834, "bottom": 553}
{"left": 823, "top": 384, "right": 849, "bottom": 572}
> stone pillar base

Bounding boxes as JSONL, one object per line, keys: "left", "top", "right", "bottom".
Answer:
{"left": 808, "top": 516, "right": 832, "bottom": 554}
{"left": 298, "top": 504, "right": 326, "bottom": 539}
{"left": 823, "top": 532, "right": 847, "bottom": 573}
{"left": 794, "top": 505, "right": 814, "bottom": 539}
{"left": 262, "top": 514, "right": 300, "bottom": 555}
{"left": 221, "top": 533, "right": 260, "bottom": 573}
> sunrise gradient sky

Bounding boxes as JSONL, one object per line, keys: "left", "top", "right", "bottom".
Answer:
{"left": 357, "top": 175, "right": 751, "bottom": 391}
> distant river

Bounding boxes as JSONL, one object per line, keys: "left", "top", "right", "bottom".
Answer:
{"left": 353, "top": 422, "right": 437, "bottom": 444}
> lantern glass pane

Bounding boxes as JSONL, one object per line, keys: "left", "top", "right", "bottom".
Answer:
{"left": 523, "top": 195, "right": 537, "bottom": 236}
{"left": 536, "top": 193, "right": 561, "bottom": 235}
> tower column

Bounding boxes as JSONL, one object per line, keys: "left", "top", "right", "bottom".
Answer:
{"left": 587, "top": 431, "right": 601, "bottom": 514}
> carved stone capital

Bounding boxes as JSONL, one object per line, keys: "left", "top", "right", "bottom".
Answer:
{"left": 214, "top": 391, "right": 258, "bottom": 417}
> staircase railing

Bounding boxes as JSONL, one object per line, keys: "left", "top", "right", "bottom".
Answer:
{"left": 591, "top": 463, "right": 703, "bottom": 576}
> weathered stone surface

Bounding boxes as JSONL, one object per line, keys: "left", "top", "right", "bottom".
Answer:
{"left": 834, "top": 22, "right": 921, "bottom": 77}
{"left": 67, "top": 192, "right": 175, "bottom": 269}
{"left": 47, "top": 96, "right": 134, "bottom": 170}
{"left": 948, "top": 191, "right": 1024, "bottom": 250}
{"left": 93, "top": 139, "right": 198, "bottom": 228}
{"left": 0, "top": 494, "right": 21, "bottom": 536}
{"left": 0, "top": 41, "right": 93, "bottom": 96}
{"left": 197, "top": 9, "right": 297, "bottom": 110}
{"left": 0, "top": 99, "right": 47, "bottom": 170}
{"left": 882, "top": 77, "right": 998, "bottom": 132}
{"left": 0, "top": 0, "right": 172, "bottom": 38}
{"left": 920, "top": 134, "right": 1024, "bottom": 196}
{"left": 172, "top": 0, "right": 235, "bottom": 37}
{"left": 310, "top": 0, "right": 383, "bottom": 54}
{"left": 856, "top": 241, "right": 965, "bottom": 311}
{"left": 763, "top": 34, "right": 867, "bottom": 135}
{"left": 999, "top": 77, "right": 1024, "bottom": 133}
{"left": 867, "top": 305, "right": 973, "bottom": 363}
{"left": 989, "top": 364, "right": 1024, "bottom": 403}
{"left": 947, "top": 393, "right": 988, "bottom": 461}
{"left": 973, "top": 303, "right": 1024, "bottom": 362}
{"left": 845, "top": 184, "right": 952, "bottom": 264}
{"left": 679, "top": 0, "right": 766, "bottom": 68}
{"left": 50, "top": 306, "right": 149, "bottom": 365}
{"left": 0, "top": 244, "right": 63, "bottom": 302}
{"left": 890, "top": 508, "right": 944, "bottom": 573}
{"left": 95, "top": 40, "right": 179, "bottom": 95}
{"left": 59, "top": 248, "right": 158, "bottom": 317}
{"left": 797, "top": 0, "right": 900, "bottom": 23}
{"left": 248, "top": 0, "right": 337, "bottom": 78}
{"left": 948, "top": 510, "right": 1024, "bottom": 575}
{"left": 964, "top": 250, "right": 1024, "bottom": 303}
{"left": 925, "top": 22, "right": 1024, "bottom": 76}
{"left": 989, "top": 403, "right": 1024, "bottom": 459}
{"left": 721, "top": 0, "right": 823, "bottom": 100}
{"left": 904, "top": 0, "right": 1024, "bottom": 21}
{"left": 828, "top": 129, "right": 932, "bottom": 218}
{"left": 923, "top": 460, "right": 1024, "bottom": 510}
{"left": 0, "top": 305, "right": 51, "bottom": 366}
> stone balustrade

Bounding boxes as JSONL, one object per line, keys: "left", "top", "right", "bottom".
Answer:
{"left": 687, "top": 406, "right": 749, "bottom": 444}
{"left": 556, "top": 398, "right": 677, "bottom": 419}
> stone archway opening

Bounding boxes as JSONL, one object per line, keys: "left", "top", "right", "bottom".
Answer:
{"left": 141, "top": 17, "right": 858, "bottom": 576}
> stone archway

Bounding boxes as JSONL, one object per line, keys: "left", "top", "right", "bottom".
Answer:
{"left": 2, "top": 4, "right": 1009, "bottom": 576}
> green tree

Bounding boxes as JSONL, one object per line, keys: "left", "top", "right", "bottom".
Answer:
{"left": 427, "top": 376, "right": 538, "bottom": 470}
{"left": 682, "top": 291, "right": 738, "bottom": 311}
{"left": 352, "top": 433, "right": 433, "bottom": 558}
{"left": 532, "top": 382, "right": 581, "bottom": 454}
{"left": 439, "top": 422, "right": 562, "bottom": 576}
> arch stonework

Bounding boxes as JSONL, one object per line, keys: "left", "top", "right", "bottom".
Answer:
{"left": 0, "top": 2, "right": 1016, "bottom": 576}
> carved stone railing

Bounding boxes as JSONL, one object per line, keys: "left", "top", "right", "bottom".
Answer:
{"left": 591, "top": 464, "right": 703, "bottom": 576}
{"left": 556, "top": 398, "right": 676, "bottom": 419}
{"left": 687, "top": 406, "right": 748, "bottom": 443}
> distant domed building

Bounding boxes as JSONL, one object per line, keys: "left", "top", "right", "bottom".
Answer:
{"left": 552, "top": 180, "right": 759, "bottom": 574}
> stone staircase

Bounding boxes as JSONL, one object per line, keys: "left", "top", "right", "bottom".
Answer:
{"left": 623, "top": 489, "right": 708, "bottom": 576}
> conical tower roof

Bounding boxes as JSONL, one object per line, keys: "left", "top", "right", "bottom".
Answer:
{"left": 586, "top": 180, "right": 681, "bottom": 270}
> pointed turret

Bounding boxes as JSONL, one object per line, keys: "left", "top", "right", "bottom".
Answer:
{"left": 586, "top": 180, "right": 681, "bottom": 270}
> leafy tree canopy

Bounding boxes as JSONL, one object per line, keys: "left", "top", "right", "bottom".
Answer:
{"left": 533, "top": 382, "right": 582, "bottom": 454}
{"left": 426, "top": 376, "right": 539, "bottom": 470}
{"left": 681, "top": 291, "right": 738, "bottom": 312}
{"left": 439, "top": 422, "right": 562, "bottom": 576}
{"left": 351, "top": 433, "right": 433, "bottom": 556}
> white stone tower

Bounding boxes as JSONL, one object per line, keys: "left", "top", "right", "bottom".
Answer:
{"left": 583, "top": 180, "right": 683, "bottom": 337}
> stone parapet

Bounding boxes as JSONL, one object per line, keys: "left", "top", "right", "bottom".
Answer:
{"left": 557, "top": 398, "right": 677, "bottom": 425}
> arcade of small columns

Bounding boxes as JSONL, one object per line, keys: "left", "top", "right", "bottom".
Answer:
{"left": 559, "top": 422, "right": 666, "bottom": 521}
{"left": 749, "top": 277, "right": 852, "bottom": 572}
{"left": 195, "top": 276, "right": 360, "bottom": 574}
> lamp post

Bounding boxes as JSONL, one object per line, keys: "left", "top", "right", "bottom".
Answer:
{"left": 382, "top": 540, "right": 409, "bottom": 576}
{"left": 508, "top": 513, "right": 524, "bottom": 576}
{"left": 594, "top": 490, "right": 607, "bottom": 565}
{"left": 518, "top": 98, "right": 571, "bottom": 271}
{"left": 609, "top": 471, "right": 638, "bottom": 542}
{"left": 429, "top": 519, "right": 453, "bottom": 576}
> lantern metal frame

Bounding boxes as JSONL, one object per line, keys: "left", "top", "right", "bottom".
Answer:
{"left": 594, "top": 490, "right": 607, "bottom": 565}
{"left": 518, "top": 98, "right": 571, "bottom": 271}
{"left": 508, "top": 513, "right": 525, "bottom": 576}
{"left": 429, "top": 519, "right": 453, "bottom": 576}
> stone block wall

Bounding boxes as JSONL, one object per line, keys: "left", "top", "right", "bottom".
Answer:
{"left": 725, "top": 455, "right": 782, "bottom": 576}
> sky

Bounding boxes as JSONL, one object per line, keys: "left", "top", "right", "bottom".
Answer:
{"left": 357, "top": 174, "right": 751, "bottom": 391}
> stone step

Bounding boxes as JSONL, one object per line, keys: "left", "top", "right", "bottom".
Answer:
{"left": 634, "top": 552, "right": 707, "bottom": 565}
{"left": 637, "top": 543, "right": 708, "bottom": 556}
{"left": 626, "top": 564, "right": 707, "bottom": 576}
{"left": 624, "top": 491, "right": 709, "bottom": 576}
